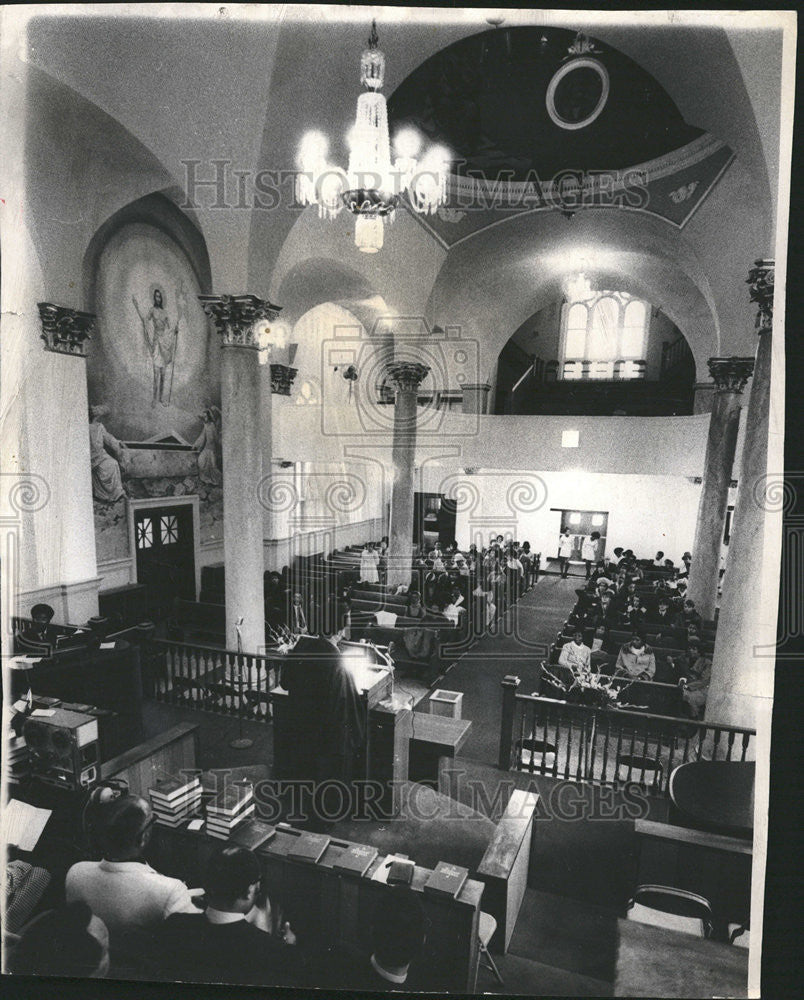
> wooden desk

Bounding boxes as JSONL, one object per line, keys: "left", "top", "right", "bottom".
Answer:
{"left": 615, "top": 917, "right": 748, "bottom": 998}
{"left": 101, "top": 722, "right": 199, "bottom": 795}
{"left": 409, "top": 713, "right": 472, "bottom": 785}
{"left": 153, "top": 822, "right": 484, "bottom": 993}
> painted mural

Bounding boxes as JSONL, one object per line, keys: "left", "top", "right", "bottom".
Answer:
{"left": 88, "top": 221, "right": 222, "bottom": 562}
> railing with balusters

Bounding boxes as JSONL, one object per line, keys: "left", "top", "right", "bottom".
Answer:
{"left": 498, "top": 677, "right": 755, "bottom": 795}
{"left": 147, "top": 639, "right": 282, "bottom": 724}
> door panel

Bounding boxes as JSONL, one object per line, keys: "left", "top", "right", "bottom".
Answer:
{"left": 134, "top": 504, "right": 196, "bottom": 618}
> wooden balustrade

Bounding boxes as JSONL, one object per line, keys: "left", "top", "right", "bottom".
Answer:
{"left": 499, "top": 684, "right": 755, "bottom": 795}
{"left": 148, "top": 638, "right": 282, "bottom": 723}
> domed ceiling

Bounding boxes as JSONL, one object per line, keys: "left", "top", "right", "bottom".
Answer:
{"left": 388, "top": 27, "right": 735, "bottom": 247}
{"left": 388, "top": 26, "right": 702, "bottom": 178}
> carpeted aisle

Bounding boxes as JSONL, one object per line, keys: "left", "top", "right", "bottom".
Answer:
{"left": 438, "top": 575, "right": 581, "bottom": 765}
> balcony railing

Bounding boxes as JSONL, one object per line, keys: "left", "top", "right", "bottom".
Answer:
{"left": 498, "top": 678, "right": 755, "bottom": 795}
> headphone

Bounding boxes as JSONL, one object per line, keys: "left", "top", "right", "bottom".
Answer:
{"left": 81, "top": 778, "right": 131, "bottom": 852}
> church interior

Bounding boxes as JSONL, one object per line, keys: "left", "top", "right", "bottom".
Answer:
{"left": 0, "top": 6, "right": 793, "bottom": 997}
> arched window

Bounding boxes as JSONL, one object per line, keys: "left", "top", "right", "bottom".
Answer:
{"left": 560, "top": 291, "right": 649, "bottom": 379}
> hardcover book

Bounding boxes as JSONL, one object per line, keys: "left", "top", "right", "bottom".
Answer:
{"left": 230, "top": 818, "right": 277, "bottom": 851}
{"left": 287, "top": 832, "right": 330, "bottom": 864}
{"left": 332, "top": 844, "right": 378, "bottom": 877}
{"left": 423, "top": 862, "right": 468, "bottom": 899}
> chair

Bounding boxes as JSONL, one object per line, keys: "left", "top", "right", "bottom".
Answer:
{"left": 616, "top": 753, "right": 664, "bottom": 790}
{"left": 729, "top": 923, "right": 750, "bottom": 949}
{"left": 478, "top": 911, "right": 504, "bottom": 985}
{"left": 626, "top": 885, "right": 713, "bottom": 937}
{"left": 516, "top": 737, "right": 557, "bottom": 772}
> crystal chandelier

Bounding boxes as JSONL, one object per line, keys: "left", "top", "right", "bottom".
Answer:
{"left": 295, "top": 21, "right": 451, "bottom": 253}
{"left": 565, "top": 272, "right": 595, "bottom": 303}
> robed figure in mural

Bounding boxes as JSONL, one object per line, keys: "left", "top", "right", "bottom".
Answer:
{"left": 88, "top": 405, "right": 126, "bottom": 502}
{"left": 193, "top": 406, "right": 222, "bottom": 486}
{"left": 132, "top": 287, "right": 178, "bottom": 406}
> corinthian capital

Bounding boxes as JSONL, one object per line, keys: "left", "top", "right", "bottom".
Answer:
{"left": 38, "top": 302, "right": 95, "bottom": 357}
{"left": 707, "top": 357, "right": 755, "bottom": 393}
{"left": 747, "top": 259, "right": 774, "bottom": 333}
{"left": 199, "top": 294, "right": 281, "bottom": 348}
{"left": 385, "top": 361, "right": 430, "bottom": 393}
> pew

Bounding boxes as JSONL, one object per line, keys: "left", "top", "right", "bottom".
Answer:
{"left": 168, "top": 598, "right": 227, "bottom": 646}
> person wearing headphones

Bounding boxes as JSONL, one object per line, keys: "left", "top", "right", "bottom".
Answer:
{"left": 66, "top": 786, "right": 202, "bottom": 970}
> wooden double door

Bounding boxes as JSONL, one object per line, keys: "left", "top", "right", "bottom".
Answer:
{"left": 134, "top": 503, "right": 196, "bottom": 618}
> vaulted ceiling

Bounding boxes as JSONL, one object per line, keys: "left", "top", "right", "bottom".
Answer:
{"left": 14, "top": 7, "right": 785, "bottom": 378}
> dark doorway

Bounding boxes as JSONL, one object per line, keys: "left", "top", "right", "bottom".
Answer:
{"left": 134, "top": 504, "right": 196, "bottom": 619}
{"left": 555, "top": 509, "right": 609, "bottom": 561}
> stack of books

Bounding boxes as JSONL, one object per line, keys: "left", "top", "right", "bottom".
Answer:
{"left": 205, "top": 782, "right": 255, "bottom": 840}
{"left": 6, "top": 734, "right": 30, "bottom": 784}
{"left": 149, "top": 775, "right": 203, "bottom": 827}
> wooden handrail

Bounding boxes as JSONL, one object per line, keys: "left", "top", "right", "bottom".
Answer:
{"left": 512, "top": 691, "right": 756, "bottom": 736}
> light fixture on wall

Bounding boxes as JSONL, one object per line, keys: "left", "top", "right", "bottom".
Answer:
{"left": 564, "top": 273, "right": 594, "bottom": 304}
{"left": 295, "top": 20, "right": 452, "bottom": 253}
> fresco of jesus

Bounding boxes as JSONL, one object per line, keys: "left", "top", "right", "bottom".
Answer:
{"left": 132, "top": 287, "right": 178, "bottom": 406}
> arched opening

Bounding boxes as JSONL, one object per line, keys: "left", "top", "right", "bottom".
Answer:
{"left": 493, "top": 289, "right": 696, "bottom": 415}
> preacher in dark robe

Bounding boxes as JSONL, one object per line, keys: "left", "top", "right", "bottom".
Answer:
{"left": 278, "top": 636, "right": 367, "bottom": 799}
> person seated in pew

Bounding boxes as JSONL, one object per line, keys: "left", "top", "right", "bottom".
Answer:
{"left": 158, "top": 845, "right": 301, "bottom": 987}
{"left": 625, "top": 597, "right": 649, "bottom": 631}
{"left": 674, "top": 598, "right": 703, "bottom": 630}
{"left": 323, "top": 887, "right": 426, "bottom": 992}
{"left": 590, "top": 626, "right": 612, "bottom": 670}
{"left": 472, "top": 576, "right": 496, "bottom": 628}
{"left": 405, "top": 591, "right": 427, "bottom": 620}
{"left": 614, "top": 632, "right": 656, "bottom": 681}
{"left": 646, "top": 595, "right": 675, "bottom": 629}
{"left": 11, "top": 901, "right": 110, "bottom": 978}
{"left": 66, "top": 789, "right": 203, "bottom": 964}
{"left": 677, "top": 640, "right": 712, "bottom": 719}
{"left": 653, "top": 550, "right": 665, "bottom": 567}
{"left": 441, "top": 586, "right": 465, "bottom": 625}
{"left": 287, "top": 592, "right": 309, "bottom": 636}
{"left": 558, "top": 629, "right": 592, "bottom": 673}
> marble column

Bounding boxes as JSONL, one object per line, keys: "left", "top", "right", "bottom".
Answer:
{"left": 259, "top": 358, "right": 298, "bottom": 546}
{"left": 706, "top": 260, "right": 775, "bottom": 732}
{"left": 687, "top": 357, "right": 754, "bottom": 620}
{"left": 200, "top": 294, "right": 281, "bottom": 653}
{"left": 462, "top": 383, "right": 492, "bottom": 414}
{"left": 33, "top": 304, "right": 100, "bottom": 621}
{"left": 386, "top": 361, "right": 430, "bottom": 588}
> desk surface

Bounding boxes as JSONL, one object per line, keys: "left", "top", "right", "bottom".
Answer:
{"left": 411, "top": 713, "right": 472, "bottom": 752}
{"left": 615, "top": 917, "right": 748, "bottom": 998}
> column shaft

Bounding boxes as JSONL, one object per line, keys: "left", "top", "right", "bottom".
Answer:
{"left": 201, "top": 293, "right": 282, "bottom": 653}
{"left": 706, "top": 265, "right": 774, "bottom": 731}
{"left": 387, "top": 386, "right": 418, "bottom": 588}
{"left": 687, "top": 359, "right": 754, "bottom": 619}
{"left": 385, "top": 362, "right": 429, "bottom": 588}
{"left": 221, "top": 345, "right": 264, "bottom": 652}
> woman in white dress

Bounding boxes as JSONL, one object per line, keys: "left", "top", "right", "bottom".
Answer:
{"left": 359, "top": 542, "right": 379, "bottom": 585}
{"left": 558, "top": 530, "right": 574, "bottom": 578}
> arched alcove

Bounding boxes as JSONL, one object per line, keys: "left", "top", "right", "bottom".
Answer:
{"left": 83, "top": 193, "right": 216, "bottom": 444}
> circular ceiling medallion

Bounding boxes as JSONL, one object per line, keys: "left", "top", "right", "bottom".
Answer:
{"left": 546, "top": 57, "right": 610, "bottom": 130}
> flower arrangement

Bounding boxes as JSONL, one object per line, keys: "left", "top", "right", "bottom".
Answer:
{"left": 541, "top": 662, "right": 632, "bottom": 709}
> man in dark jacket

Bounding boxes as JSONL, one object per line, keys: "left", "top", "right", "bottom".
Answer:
{"left": 159, "top": 846, "right": 302, "bottom": 987}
